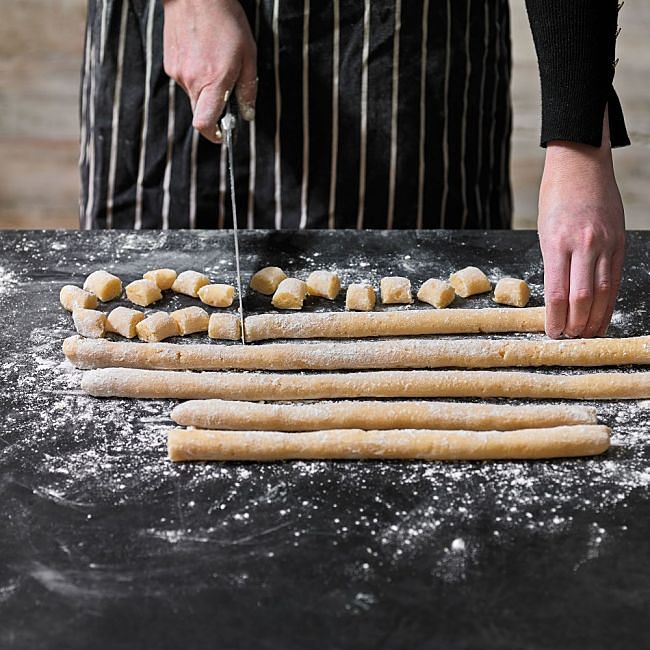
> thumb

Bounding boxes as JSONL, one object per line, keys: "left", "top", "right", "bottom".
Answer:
{"left": 193, "top": 83, "right": 229, "bottom": 143}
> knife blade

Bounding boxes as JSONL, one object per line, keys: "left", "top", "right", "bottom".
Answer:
{"left": 220, "top": 98, "right": 246, "bottom": 345}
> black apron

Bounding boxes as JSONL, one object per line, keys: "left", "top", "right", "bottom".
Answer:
{"left": 80, "top": 0, "right": 512, "bottom": 230}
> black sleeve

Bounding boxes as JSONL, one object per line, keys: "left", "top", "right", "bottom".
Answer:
{"left": 525, "top": 0, "right": 630, "bottom": 148}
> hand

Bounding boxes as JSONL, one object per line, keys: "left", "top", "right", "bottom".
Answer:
{"left": 163, "top": 0, "right": 257, "bottom": 143}
{"left": 538, "top": 113, "right": 625, "bottom": 339}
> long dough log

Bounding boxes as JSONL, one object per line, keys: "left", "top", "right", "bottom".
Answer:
{"left": 167, "top": 425, "right": 611, "bottom": 462}
{"left": 81, "top": 368, "right": 650, "bottom": 401}
{"left": 64, "top": 334, "right": 650, "bottom": 371}
{"left": 244, "top": 307, "right": 545, "bottom": 341}
{"left": 170, "top": 399, "right": 596, "bottom": 431}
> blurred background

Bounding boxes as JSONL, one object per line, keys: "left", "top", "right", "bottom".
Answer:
{"left": 0, "top": 1, "right": 648, "bottom": 230}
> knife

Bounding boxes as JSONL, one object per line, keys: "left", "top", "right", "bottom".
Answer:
{"left": 220, "top": 98, "right": 246, "bottom": 345}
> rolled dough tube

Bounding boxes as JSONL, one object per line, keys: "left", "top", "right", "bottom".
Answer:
{"left": 64, "top": 334, "right": 650, "bottom": 371}
{"left": 81, "top": 368, "right": 650, "bottom": 401}
{"left": 243, "top": 307, "right": 546, "bottom": 341}
{"left": 167, "top": 425, "right": 611, "bottom": 462}
{"left": 170, "top": 399, "right": 596, "bottom": 431}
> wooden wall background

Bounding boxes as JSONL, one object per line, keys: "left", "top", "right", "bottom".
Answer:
{"left": 1, "top": 1, "right": 648, "bottom": 229}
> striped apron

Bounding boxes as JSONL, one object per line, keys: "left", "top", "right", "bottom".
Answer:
{"left": 79, "top": 0, "right": 512, "bottom": 230}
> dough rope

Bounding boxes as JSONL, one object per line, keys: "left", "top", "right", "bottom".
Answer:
{"left": 81, "top": 368, "right": 650, "bottom": 401}
{"left": 64, "top": 334, "right": 650, "bottom": 371}
{"left": 244, "top": 307, "right": 546, "bottom": 341}
{"left": 170, "top": 399, "right": 596, "bottom": 431}
{"left": 167, "top": 425, "right": 611, "bottom": 462}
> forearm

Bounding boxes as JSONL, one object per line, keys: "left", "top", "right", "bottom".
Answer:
{"left": 525, "top": 0, "right": 629, "bottom": 149}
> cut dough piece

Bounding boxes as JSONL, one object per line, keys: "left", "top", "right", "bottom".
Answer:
{"left": 83, "top": 270, "right": 122, "bottom": 302}
{"left": 380, "top": 276, "right": 413, "bottom": 304}
{"left": 125, "top": 279, "right": 163, "bottom": 307}
{"left": 167, "top": 425, "right": 611, "bottom": 462}
{"left": 449, "top": 266, "right": 491, "bottom": 298}
{"left": 198, "top": 284, "right": 235, "bottom": 308}
{"left": 494, "top": 278, "right": 531, "bottom": 308}
{"left": 306, "top": 271, "right": 341, "bottom": 300}
{"left": 81, "top": 367, "right": 650, "bottom": 401}
{"left": 171, "top": 399, "right": 596, "bottom": 431}
{"left": 250, "top": 266, "right": 287, "bottom": 295}
{"left": 171, "top": 270, "right": 210, "bottom": 297}
{"left": 171, "top": 306, "right": 209, "bottom": 335}
{"left": 136, "top": 312, "right": 179, "bottom": 342}
{"left": 60, "top": 285, "right": 98, "bottom": 312}
{"left": 143, "top": 268, "right": 177, "bottom": 291}
{"left": 64, "top": 333, "right": 650, "bottom": 371}
{"left": 243, "top": 307, "right": 545, "bottom": 341}
{"left": 271, "top": 278, "right": 308, "bottom": 310}
{"left": 345, "top": 284, "right": 376, "bottom": 311}
{"left": 72, "top": 308, "right": 107, "bottom": 339}
{"left": 208, "top": 313, "right": 241, "bottom": 341}
{"left": 106, "top": 307, "right": 145, "bottom": 338}
{"left": 417, "top": 279, "right": 455, "bottom": 309}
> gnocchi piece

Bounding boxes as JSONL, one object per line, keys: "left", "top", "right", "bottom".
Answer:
{"left": 380, "top": 277, "right": 413, "bottom": 304}
{"left": 72, "top": 308, "right": 107, "bottom": 339}
{"left": 272, "top": 278, "right": 308, "bottom": 310}
{"left": 449, "top": 266, "right": 491, "bottom": 298}
{"left": 105, "top": 307, "right": 145, "bottom": 338}
{"left": 136, "top": 312, "right": 180, "bottom": 342}
{"left": 250, "top": 266, "right": 287, "bottom": 295}
{"left": 493, "top": 278, "right": 531, "bottom": 308}
{"left": 198, "top": 284, "right": 235, "bottom": 308}
{"left": 171, "top": 270, "right": 210, "bottom": 297}
{"left": 83, "top": 270, "right": 122, "bottom": 302}
{"left": 60, "top": 285, "right": 98, "bottom": 312}
{"left": 171, "top": 306, "right": 210, "bottom": 335}
{"left": 345, "top": 284, "right": 376, "bottom": 312}
{"left": 208, "top": 313, "right": 242, "bottom": 341}
{"left": 306, "top": 271, "right": 341, "bottom": 300}
{"left": 417, "top": 279, "right": 456, "bottom": 309}
{"left": 143, "top": 268, "right": 177, "bottom": 291}
{"left": 125, "top": 279, "right": 163, "bottom": 307}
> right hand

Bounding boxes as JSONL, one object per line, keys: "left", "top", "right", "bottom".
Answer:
{"left": 163, "top": 0, "right": 257, "bottom": 143}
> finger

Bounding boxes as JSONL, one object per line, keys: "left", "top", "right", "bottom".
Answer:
{"left": 543, "top": 249, "right": 570, "bottom": 339}
{"left": 597, "top": 245, "right": 624, "bottom": 336}
{"left": 564, "top": 253, "right": 597, "bottom": 338}
{"left": 582, "top": 255, "right": 611, "bottom": 338}
{"left": 193, "top": 83, "right": 230, "bottom": 143}
{"left": 235, "top": 50, "right": 258, "bottom": 121}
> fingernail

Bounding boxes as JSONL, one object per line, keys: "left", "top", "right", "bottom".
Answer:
{"left": 240, "top": 104, "right": 256, "bottom": 121}
{"left": 215, "top": 127, "right": 223, "bottom": 142}
{"left": 224, "top": 89, "right": 231, "bottom": 103}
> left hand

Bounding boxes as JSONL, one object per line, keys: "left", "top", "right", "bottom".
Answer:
{"left": 537, "top": 116, "right": 625, "bottom": 339}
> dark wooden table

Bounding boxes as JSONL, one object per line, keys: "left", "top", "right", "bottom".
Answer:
{"left": 1, "top": 230, "right": 649, "bottom": 649}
